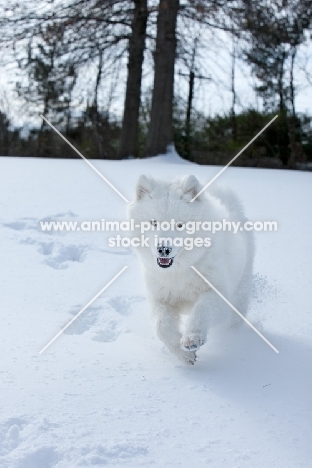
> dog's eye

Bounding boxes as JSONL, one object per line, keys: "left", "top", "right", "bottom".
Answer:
{"left": 176, "top": 222, "right": 184, "bottom": 229}
{"left": 150, "top": 219, "right": 157, "bottom": 226}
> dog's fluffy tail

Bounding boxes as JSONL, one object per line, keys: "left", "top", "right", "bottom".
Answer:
{"left": 206, "top": 184, "right": 246, "bottom": 221}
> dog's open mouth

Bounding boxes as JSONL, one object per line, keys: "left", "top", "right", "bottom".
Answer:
{"left": 157, "top": 257, "right": 174, "bottom": 268}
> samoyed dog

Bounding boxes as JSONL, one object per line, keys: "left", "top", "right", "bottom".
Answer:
{"left": 129, "top": 175, "right": 254, "bottom": 365}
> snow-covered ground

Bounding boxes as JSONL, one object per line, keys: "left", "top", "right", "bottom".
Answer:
{"left": 0, "top": 153, "right": 311, "bottom": 467}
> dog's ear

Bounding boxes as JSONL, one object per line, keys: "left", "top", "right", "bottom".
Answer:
{"left": 180, "top": 175, "right": 202, "bottom": 201}
{"left": 136, "top": 175, "right": 154, "bottom": 200}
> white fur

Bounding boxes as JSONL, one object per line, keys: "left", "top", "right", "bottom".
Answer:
{"left": 129, "top": 175, "right": 254, "bottom": 365}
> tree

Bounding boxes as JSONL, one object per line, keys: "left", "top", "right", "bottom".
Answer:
{"left": 235, "top": 0, "right": 312, "bottom": 164}
{"left": 16, "top": 23, "right": 77, "bottom": 129}
{"left": 0, "top": 111, "right": 10, "bottom": 155}
{"left": 1, "top": 0, "right": 136, "bottom": 156}
{"left": 119, "top": 0, "right": 148, "bottom": 158}
{"left": 146, "top": 0, "right": 180, "bottom": 156}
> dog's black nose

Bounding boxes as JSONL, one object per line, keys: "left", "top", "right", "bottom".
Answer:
{"left": 157, "top": 245, "right": 172, "bottom": 256}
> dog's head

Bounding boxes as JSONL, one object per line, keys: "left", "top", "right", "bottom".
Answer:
{"left": 129, "top": 175, "right": 210, "bottom": 271}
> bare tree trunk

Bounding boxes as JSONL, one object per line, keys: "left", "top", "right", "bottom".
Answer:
{"left": 287, "top": 45, "right": 305, "bottom": 166}
{"left": 146, "top": 0, "right": 179, "bottom": 156}
{"left": 278, "top": 52, "right": 286, "bottom": 113}
{"left": 276, "top": 52, "right": 289, "bottom": 165}
{"left": 231, "top": 37, "right": 237, "bottom": 142}
{"left": 94, "top": 48, "right": 103, "bottom": 112}
{"left": 118, "top": 0, "right": 148, "bottom": 158}
{"left": 185, "top": 70, "right": 194, "bottom": 159}
{"left": 185, "top": 37, "right": 197, "bottom": 160}
{"left": 289, "top": 46, "right": 296, "bottom": 117}
{"left": 93, "top": 49, "right": 104, "bottom": 158}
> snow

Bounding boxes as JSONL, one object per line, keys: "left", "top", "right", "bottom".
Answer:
{"left": 0, "top": 153, "right": 311, "bottom": 467}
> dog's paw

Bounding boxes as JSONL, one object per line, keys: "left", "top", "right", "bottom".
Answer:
{"left": 177, "top": 348, "right": 197, "bottom": 365}
{"left": 180, "top": 333, "right": 206, "bottom": 351}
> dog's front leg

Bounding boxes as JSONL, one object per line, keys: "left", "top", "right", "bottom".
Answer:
{"left": 181, "top": 292, "right": 226, "bottom": 351}
{"left": 151, "top": 301, "right": 197, "bottom": 365}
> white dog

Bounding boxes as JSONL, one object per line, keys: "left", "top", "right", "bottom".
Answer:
{"left": 129, "top": 175, "right": 254, "bottom": 364}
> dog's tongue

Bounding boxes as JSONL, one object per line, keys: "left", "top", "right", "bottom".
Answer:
{"left": 158, "top": 257, "right": 171, "bottom": 265}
